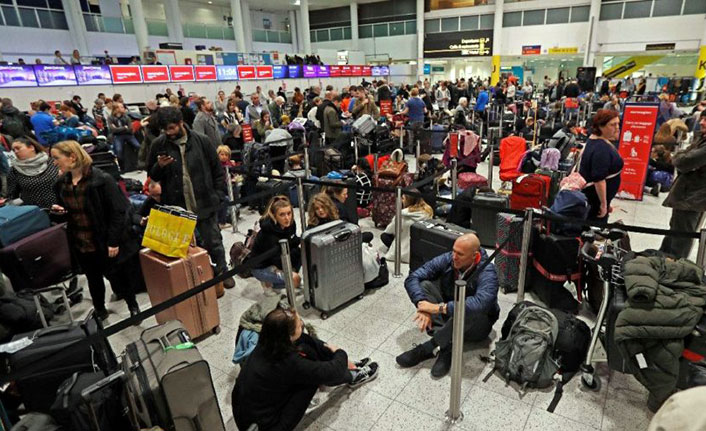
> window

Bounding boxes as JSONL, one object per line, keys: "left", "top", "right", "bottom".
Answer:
{"left": 373, "top": 23, "right": 388, "bottom": 37}
{"left": 523, "top": 9, "right": 545, "bottom": 26}
{"left": 17, "top": 0, "right": 47, "bottom": 7}
{"left": 425, "top": 18, "right": 440, "bottom": 33}
{"left": 570, "top": 5, "right": 590, "bottom": 22}
{"left": 684, "top": 0, "right": 706, "bottom": 14}
{"left": 37, "top": 8, "right": 52, "bottom": 28}
{"left": 404, "top": 20, "right": 415, "bottom": 34}
{"left": 460, "top": 15, "right": 478, "bottom": 30}
{"left": 623, "top": 0, "right": 652, "bottom": 18}
{"left": 47, "top": 0, "right": 62, "bottom": 9}
{"left": 653, "top": 0, "right": 683, "bottom": 16}
{"left": 316, "top": 29, "right": 329, "bottom": 41}
{"left": 441, "top": 17, "right": 458, "bottom": 32}
{"left": 280, "top": 31, "right": 291, "bottom": 42}
{"left": 50, "top": 10, "right": 67, "bottom": 28}
{"left": 83, "top": 13, "right": 98, "bottom": 31}
{"left": 503, "top": 11, "right": 521, "bottom": 27}
{"left": 480, "top": 14, "right": 494, "bottom": 29}
{"left": 266, "top": 30, "right": 279, "bottom": 43}
{"left": 600, "top": 2, "right": 623, "bottom": 20}
{"left": 252, "top": 29, "right": 267, "bottom": 42}
{"left": 389, "top": 21, "right": 405, "bottom": 35}
{"left": 330, "top": 27, "right": 344, "bottom": 40}
{"left": 2, "top": 6, "right": 21, "bottom": 26}
{"left": 359, "top": 24, "right": 372, "bottom": 38}
{"left": 343, "top": 26, "right": 352, "bottom": 39}
{"left": 223, "top": 27, "right": 235, "bottom": 40}
{"left": 546, "top": 7, "right": 570, "bottom": 24}
{"left": 310, "top": 30, "right": 316, "bottom": 42}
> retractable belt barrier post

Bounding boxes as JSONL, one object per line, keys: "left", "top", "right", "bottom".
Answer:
{"left": 225, "top": 166, "right": 238, "bottom": 234}
{"left": 516, "top": 209, "right": 534, "bottom": 303}
{"left": 279, "top": 239, "right": 298, "bottom": 310}
{"left": 487, "top": 128, "right": 495, "bottom": 187}
{"left": 393, "top": 186, "right": 403, "bottom": 278}
{"left": 304, "top": 146, "right": 311, "bottom": 179}
{"left": 697, "top": 228, "right": 706, "bottom": 271}
{"left": 451, "top": 158, "right": 458, "bottom": 199}
{"left": 354, "top": 136, "right": 360, "bottom": 163}
{"left": 296, "top": 177, "right": 307, "bottom": 232}
{"left": 445, "top": 279, "right": 466, "bottom": 425}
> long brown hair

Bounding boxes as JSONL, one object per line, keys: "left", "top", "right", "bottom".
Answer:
{"left": 404, "top": 189, "right": 433, "bottom": 218}
{"left": 307, "top": 193, "right": 339, "bottom": 226}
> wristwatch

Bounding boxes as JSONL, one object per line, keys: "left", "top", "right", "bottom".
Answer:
{"left": 438, "top": 303, "right": 446, "bottom": 315}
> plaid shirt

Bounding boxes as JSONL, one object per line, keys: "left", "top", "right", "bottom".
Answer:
{"left": 61, "top": 172, "right": 96, "bottom": 253}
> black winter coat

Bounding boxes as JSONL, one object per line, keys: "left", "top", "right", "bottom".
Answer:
{"left": 147, "top": 127, "right": 225, "bottom": 219}
{"left": 250, "top": 217, "right": 301, "bottom": 270}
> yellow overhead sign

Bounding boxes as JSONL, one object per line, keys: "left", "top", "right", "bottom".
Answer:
{"left": 603, "top": 56, "right": 663, "bottom": 79}
{"left": 695, "top": 46, "right": 706, "bottom": 80}
{"left": 548, "top": 47, "right": 578, "bottom": 54}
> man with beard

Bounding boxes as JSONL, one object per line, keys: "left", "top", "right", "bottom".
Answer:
{"left": 192, "top": 97, "right": 221, "bottom": 149}
{"left": 147, "top": 107, "right": 235, "bottom": 289}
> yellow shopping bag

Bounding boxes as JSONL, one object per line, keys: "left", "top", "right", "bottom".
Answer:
{"left": 142, "top": 205, "right": 197, "bottom": 259}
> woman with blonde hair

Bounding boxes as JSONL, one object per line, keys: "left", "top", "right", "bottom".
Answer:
{"left": 307, "top": 193, "right": 339, "bottom": 226}
{"left": 50, "top": 140, "right": 142, "bottom": 321}
{"left": 380, "top": 189, "right": 433, "bottom": 263}
{"left": 250, "top": 195, "right": 301, "bottom": 295}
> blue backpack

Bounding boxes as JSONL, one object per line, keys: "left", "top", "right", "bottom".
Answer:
{"left": 548, "top": 190, "right": 589, "bottom": 236}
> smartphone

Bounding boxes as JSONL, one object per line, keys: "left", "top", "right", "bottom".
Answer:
{"left": 157, "top": 151, "right": 168, "bottom": 157}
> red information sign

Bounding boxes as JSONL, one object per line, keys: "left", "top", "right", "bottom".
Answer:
{"left": 380, "top": 100, "right": 392, "bottom": 116}
{"left": 330, "top": 65, "right": 342, "bottom": 77}
{"left": 341, "top": 65, "right": 352, "bottom": 76}
{"left": 242, "top": 124, "right": 254, "bottom": 143}
{"left": 194, "top": 65, "right": 217, "bottom": 81}
{"left": 141, "top": 65, "right": 169, "bottom": 83}
{"left": 110, "top": 65, "right": 142, "bottom": 84}
{"left": 169, "top": 65, "right": 195, "bottom": 82}
{"left": 238, "top": 65, "right": 256, "bottom": 80}
{"left": 362, "top": 66, "right": 372, "bottom": 76}
{"left": 350, "top": 66, "right": 362, "bottom": 76}
{"left": 616, "top": 103, "right": 659, "bottom": 201}
{"left": 256, "top": 65, "right": 273, "bottom": 79}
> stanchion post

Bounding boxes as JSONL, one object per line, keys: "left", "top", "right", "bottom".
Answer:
{"left": 487, "top": 128, "right": 495, "bottom": 187}
{"left": 451, "top": 158, "right": 458, "bottom": 198}
{"left": 415, "top": 139, "right": 421, "bottom": 168}
{"left": 296, "top": 177, "right": 307, "bottom": 232}
{"left": 399, "top": 125, "right": 404, "bottom": 149}
{"left": 279, "top": 239, "right": 297, "bottom": 309}
{"left": 354, "top": 136, "right": 359, "bottom": 163}
{"left": 516, "top": 209, "right": 534, "bottom": 303}
{"left": 304, "top": 145, "right": 311, "bottom": 179}
{"left": 697, "top": 228, "right": 706, "bottom": 270}
{"left": 225, "top": 166, "right": 238, "bottom": 233}
{"left": 373, "top": 153, "right": 379, "bottom": 175}
{"left": 445, "top": 279, "right": 466, "bottom": 425}
{"left": 393, "top": 186, "right": 403, "bottom": 278}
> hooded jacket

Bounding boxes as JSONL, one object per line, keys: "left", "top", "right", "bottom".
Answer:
{"left": 0, "top": 106, "right": 30, "bottom": 138}
{"left": 616, "top": 255, "right": 706, "bottom": 404}
{"left": 383, "top": 208, "right": 432, "bottom": 263}
{"left": 250, "top": 217, "right": 301, "bottom": 270}
{"left": 662, "top": 135, "right": 706, "bottom": 212}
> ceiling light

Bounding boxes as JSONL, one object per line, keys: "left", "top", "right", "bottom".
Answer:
{"left": 208, "top": 1, "right": 212, "bottom": 3}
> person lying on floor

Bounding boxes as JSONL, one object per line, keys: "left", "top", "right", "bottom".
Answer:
{"left": 232, "top": 307, "right": 379, "bottom": 431}
{"left": 397, "top": 233, "right": 499, "bottom": 377}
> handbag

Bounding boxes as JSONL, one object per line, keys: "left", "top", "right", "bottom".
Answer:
{"left": 141, "top": 205, "right": 197, "bottom": 259}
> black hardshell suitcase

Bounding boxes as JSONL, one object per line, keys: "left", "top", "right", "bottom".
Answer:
{"left": 7, "top": 316, "right": 117, "bottom": 412}
{"left": 410, "top": 220, "right": 471, "bottom": 271}
{"left": 530, "top": 232, "right": 581, "bottom": 313}
{"left": 471, "top": 192, "right": 509, "bottom": 248}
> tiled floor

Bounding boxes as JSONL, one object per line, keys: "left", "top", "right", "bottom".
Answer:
{"left": 50, "top": 155, "right": 691, "bottom": 430}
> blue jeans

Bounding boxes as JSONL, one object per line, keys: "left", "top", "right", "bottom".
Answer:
{"left": 251, "top": 266, "right": 286, "bottom": 289}
{"left": 113, "top": 134, "right": 141, "bottom": 160}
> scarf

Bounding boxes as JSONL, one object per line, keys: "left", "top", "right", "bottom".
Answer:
{"left": 13, "top": 152, "right": 50, "bottom": 177}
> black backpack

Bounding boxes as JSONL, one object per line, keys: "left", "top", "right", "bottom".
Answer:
{"left": 1, "top": 113, "right": 26, "bottom": 138}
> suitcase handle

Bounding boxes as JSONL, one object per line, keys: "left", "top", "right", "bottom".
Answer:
{"left": 80, "top": 370, "right": 125, "bottom": 402}
{"left": 333, "top": 230, "right": 351, "bottom": 242}
{"left": 31, "top": 324, "right": 73, "bottom": 339}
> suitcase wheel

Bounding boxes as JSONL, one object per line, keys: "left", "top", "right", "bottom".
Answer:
{"left": 213, "top": 326, "right": 221, "bottom": 335}
{"left": 581, "top": 372, "right": 601, "bottom": 391}
{"left": 302, "top": 301, "right": 311, "bottom": 310}
{"left": 320, "top": 312, "right": 329, "bottom": 320}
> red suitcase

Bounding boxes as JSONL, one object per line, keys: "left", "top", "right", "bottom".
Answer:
{"left": 457, "top": 172, "right": 488, "bottom": 190}
{"left": 510, "top": 174, "right": 551, "bottom": 210}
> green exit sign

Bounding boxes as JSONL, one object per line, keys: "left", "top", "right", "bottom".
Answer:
{"left": 431, "top": 66, "right": 445, "bottom": 72}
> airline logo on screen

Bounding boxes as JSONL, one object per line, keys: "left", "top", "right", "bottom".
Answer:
{"left": 110, "top": 65, "right": 142, "bottom": 84}
{"left": 256, "top": 66, "right": 273, "bottom": 79}
{"left": 303, "top": 65, "right": 317, "bottom": 78}
{"left": 238, "top": 66, "right": 256, "bottom": 80}
{"left": 170, "top": 66, "right": 195, "bottom": 81}
{"left": 341, "top": 65, "right": 352, "bottom": 76}
{"left": 330, "top": 66, "right": 342, "bottom": 77}
{"left": 142, "top": 65, "right": 169, "bottom": 82}
{"left": 195, "top": 65, "right": 217, "bottom": 81}
{"left": 288, "top": 65, "right": 301, "bottom": 78}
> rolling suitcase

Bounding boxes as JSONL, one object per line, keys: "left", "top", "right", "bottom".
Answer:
{"left": 495, "top": 213, "right": 525, "bottom": 293}
{"left": 604, "top": 284, "right": 633, "bottom": 374}
{"left": 139, "top": 247, "right": 221, "bottom": 339}
{"left": 352, "top": 114, "right": 376, "bottom": 136}
{"left": 254, "top": 179, "right": 286, "bottom": 213}
{"left": 91, "top": 151, "right": 121, "bottom": 180}
{"left": 471, "top": 192, "right": 509, "bottom": 248}
{"left": 0, "top": 223, "right": 73, "bottom": 292}
{"left": 371, "top": 172, "right": 413, "bottom": 228}
{"left": 530, "top": 232, "right": 581, "bottom": 313}
{"left": 7, "top": 316, "right": 117, "bottom": 412}
{"left": 301, "top": 221, "right": 365, "bottom": 319}
{"left": 0, "top": 205, "right": 50, "bottom": 247}
{"left": 431, "top": 124, "right": 446, "bottom": 153}
{"left": 510, "top": 174, "right": 551, "bottom": 210}
{"left": 409, "top": 220, "right": 471, "bottom": 271}
{"left": 122, "top": 320, "right": 225, "bottom": 431}
{"left": 535, "top": 168, "right": 564, "bottom": 206}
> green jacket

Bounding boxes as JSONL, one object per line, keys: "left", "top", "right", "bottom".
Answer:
{"left": 615, "top": 256, "right": 706, "bottom": 403}
{"left": 239, "top": 294, "right": 317, "bottom": 337}
{"left": 662, "top": 136, "right": 706, "bottom": 212}
{"left": 323, "top": 105, "right": 342, "bottom": 141}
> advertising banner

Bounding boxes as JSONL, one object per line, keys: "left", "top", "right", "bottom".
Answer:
{"left": 316, "top": 65, "right": 330, "bottom": 78}
{"left": 303, "top": 65, "right": 317, "bottom": 78}
{"left": 110, "top": 65, "right": 142, "bottom": 84}
{"left": 522, "top": 45, "right": 541, "bottom": 55}
{"left": 35, "top": 65, "right": 77, "bottom": 87}
{"left": 288, "top": 65, "right": 301, "bottom": 78}
{"left": 74, "top": 65, "right": 112, "bottom": 85}
{"left": 170, "top": 65, "right": 195, "bottom": 81}
{"left": 216, "top": 65, "right": 238, "bottom": 81}
{"left": 423, "top": 64, "right": 431, "bottom": 74}
{"left": 237, "top": 65, "right": 256, "bottom": 80}
{"left": 548, "top": 47, "right": 578, "bottom": 54}
{"left": 423, "top": 30, "right": 492, "bottom": 58}
{"left": 142, "top": 65, "right": 170, "bottom": 83}
{"left": 616, "top": 103, "right": 659, "bottom": 201}
{"left": 273, "top": 65, "right": 287, "bottom": 79}
{"left": 256, "top": 65, "right": 273, "bottom": 79}
{"left": 194, "top": 65, "right": 217, "bottom": 81}
{"left": 380, "top": 100, "right": 392, "bottom": 116}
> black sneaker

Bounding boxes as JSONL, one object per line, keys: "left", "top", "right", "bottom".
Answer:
{"left": 650, "top": 184, "right": 660, "bottom": 197}
{"left": 95, "top": 308, "right": 109, "bottom": 322}
{"left": 354, "top": 357, "right": 371, "bottom": 368}
{"left": 395, "top": 342, "right": 435, "bottom": 368}
{"left": 128, "top": 304, "right": 142, "bottom": 325}
{"left": 223, "top": 276, "right": 236, "bottom": 289}
{"left": 349, "top": 362, "right": 379, "bottom": 388}
{"left": 431, "top": 347, "right": 453, "bottom": 378}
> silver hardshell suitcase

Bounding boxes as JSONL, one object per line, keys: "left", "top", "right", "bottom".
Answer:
{"left": 301, "top": 220, "right": 365, "bottom": 319}
{"left": 352, "top": 114, "right": 376, "bottom": 137}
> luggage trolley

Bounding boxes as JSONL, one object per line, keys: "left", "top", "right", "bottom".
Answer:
{"left": 578, "top": 227, "right": 628, "bottom": 391}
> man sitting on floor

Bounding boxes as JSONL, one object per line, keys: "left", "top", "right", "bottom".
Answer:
{"left": 396, "top": 233, "right": 500, "bottom": 377}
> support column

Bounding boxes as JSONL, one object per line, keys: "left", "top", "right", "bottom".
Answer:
{"left": 241, "top": 0, "right": 253, "bottom": 53}
{"left": 289, "top": 10, "right": 299, "bottom": 52}
{"left": 61, "top": 0, "right": 90, "bottom": 56}
{"left": 491, "top": 0, "right": 504, "bottom": 86}
{"left": 416, "top": 0, "right": 424, "bottom": 79}
{"left": 164, "top": 0, "right": 184, "bottom": 45}
{"left": 350, "top": 1, "right": 359, "bottom": 51}
{"left": 583, "top": 0, "right": 601, "bottom": 67}
{"left": 230, "top": 0, "right": 247, "bottom": 53}
{"left": 128, "top": 0, "right": 149, "bottom": 57}
{"left": 295, "top": 11, "right": 304, "bottom": 53}
{"left": 300, "top": 0, "right": 311, "bottom": 54}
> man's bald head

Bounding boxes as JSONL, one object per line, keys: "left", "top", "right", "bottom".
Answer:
{"left": 452, "top": 233, "right": 481, "bottom": 270}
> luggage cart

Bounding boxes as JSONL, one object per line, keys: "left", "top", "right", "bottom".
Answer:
{"left": 578, "top": 227, "right": 629, "bottom": 391}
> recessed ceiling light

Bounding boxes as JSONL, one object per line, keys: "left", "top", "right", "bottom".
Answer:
{"left": 208, "top": 1, "right": 212, "bottom": 3}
